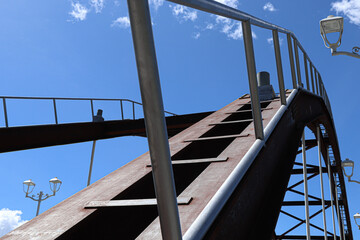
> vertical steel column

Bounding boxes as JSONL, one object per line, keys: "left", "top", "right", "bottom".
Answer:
{"left": 310, "top": 64, "right": 315, "bottom": 93}
{"left": 293, "top": 38, "right": 302, "bottom": 87}
{"left": 127, "top": 0, "right": 182, "bottom": 239}
{"left": 303, "top": 55, "right": 310, "bottom": 91}
{"left": 2, "top": 98, "right": 8, "bottom": 128}
{"left": 327, "top": 147, "right": 338, "bottom": 240}
{"left": 302, "top": 130, "right": 311, "bottom": 240}
{"left": 287, "top": 34, "right": 297, "bottom": 89}
{"left": 317, "top": 127, "right": 328, "bottom": 240}
{"left": 87, "top": 140, "right": 97, "bottom": 186}
{"left": 272, "top": 30, "right": 286, "bottom": 105}
{"left": 242, "top": 20, "right": 264, "bottom": 140}
{"left": 53, "top": 99, "right": 58, "bottom": 124}
{"left": 334, "top": 178, "right": 345, "bottom": 240}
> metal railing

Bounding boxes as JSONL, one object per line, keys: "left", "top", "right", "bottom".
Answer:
{"left": 126, "top": 0, "right": 335, "bottom": 239}
{"left": 0, "top": 96, "right": 176, "bottom": 128}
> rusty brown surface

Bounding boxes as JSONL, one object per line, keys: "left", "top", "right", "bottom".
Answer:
{"left": 2, "top": 96, "right": 246, "bottom": 239}
{"left": 137, "top": 97, "right": 282, "bottom": 239}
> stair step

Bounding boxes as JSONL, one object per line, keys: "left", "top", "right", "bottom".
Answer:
{"left": 85, "top": 197, "right": 193, "bottom": 209}
{"left": 226, "top": 107, "right": 273, "bottom": 114}
{"left": 209, "top": 119, "right": 253, "bottom": 125}
{"left": 239, "top": 99, "right": 279, "bottom": 105}
{"left": 184, "top": 134, "right": 249, "bottom": 142}
{"left": 146, "top": 157, "right": 228, "bottom": 167}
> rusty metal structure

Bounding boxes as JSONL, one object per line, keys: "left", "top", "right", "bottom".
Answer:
{"left": 1, "top": 0, "right": 355, "bottom": 239}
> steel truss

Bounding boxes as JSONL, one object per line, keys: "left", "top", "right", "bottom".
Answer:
{"left": 275, "top": 125, "right": 351, "bottom": 240}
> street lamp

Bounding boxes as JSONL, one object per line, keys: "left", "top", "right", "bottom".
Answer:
{"left": 354, "top": 213, "right": 360, "bottom": 230}
{"left": 320, "top": 15, "right": 360, "bottom": 59}
{"left": 23, "top": 177, "right": 62, "bottom": 216}
{"left": 341, "top": 158, "right": 360, "bottom": 184}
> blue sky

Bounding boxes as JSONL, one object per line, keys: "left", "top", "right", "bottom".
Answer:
{"left": 0, "top": 0, "right": 359, "bottom": 238}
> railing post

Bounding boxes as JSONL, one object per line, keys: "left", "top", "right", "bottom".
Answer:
{"left": 132, "top": 102, "right": 135, "bottom": 120}
{"left": 303, "top": 55, "right": 310, "bottom": 91}
{"left": 242, "top": 20, "right": 264, "bottom": 140}
{"left": 90, "top": 100, "right": 94, "bottom": 117}
{"left": 2, "top": 98, "right": 8, "bottom": 128}
{"left": 302, "top": 130, "right": 311, "bottom": 240}
{"left": 315, "top": 69, "right": 319, "bottom": 95}
{"left": 53, "top": 99, "right": 58, "bottom": 124}
{"left": 317, "top": 127, "right": 328, "bottom": 240}
{"left": 287, "top": 34, "right": 297, "bottom": 89}
{"left": 120, "top": 100, "right": 124, "bottom": 120}
{"left": 293, "top": 38, "right": 302, "bottom": 87}
{"left": 127, "top": 0, "right": 182, "bottom": 239}
{"left": 272, "top": 30, "right": 286, "bottom": 105}
{"left": 310, "top": 63, "right": 315, "bottom": 93}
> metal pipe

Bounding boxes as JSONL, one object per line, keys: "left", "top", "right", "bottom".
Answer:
{"left": 127, "top": 0, "right": 182, "bottom": 239}
{"left": 183, "top": 89, "right": 298, "bottom": 240}
{"left": 53, "top": 99, "right": 58, "bottom": 124}
{"left": 272, "top": 29, "right": 286, "bottom": 105}
{"left": 327, "top": 147, "right": 337, "bottom": 240}
{"left": 87, "top": 140, "right": 97, "bottom": 187}
{"left": 120, "top": 100, "right": 124, "bottom": 120}
{"left": 302, "top": 130, "right": 311, "bottom": 240}
{"left": 310, "top": 63, "right": 315, "bottom": 93}
{"left": 242, "top": 20, "right": 264, "bottom": 140}
{"left": 287, "top": 34, "right": 297, "bottom": 89}
{"left": 168, "top": 0, "right": 290, "bottom": 33}
{"left": 303, "top": 55, "right": 310, "bottom": 91}
{"left": 2, "top": 98, "right": 8, "bottom": 128}
{"left": 317, "top": 127, "right": 328, "bottom": 240}
{"left": 293, "top": 38, "right": 302, "bottom": 87}
{"left": 36, "top": 191, "right": 43, "bottom": 216}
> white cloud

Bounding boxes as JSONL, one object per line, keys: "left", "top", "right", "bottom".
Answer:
{"left": 206, "top": 23, "right": 214, "bottom": 30}
{"left": 114, "top": 0, "right": 120, "bottom": 7}
{"left": 220, "top": 22, "right": 257, "bottom": 40}
{"left": 90, "top": 0, "right": 104, "bottom": 13}
{"left": 267, "top": 37, "right": 284, "bottom": 45}
{"left": 331, "top": 0, "right": 360, "bottom": 26}
{"left": 214, "top": 0, "right": 239, "bottom": 8}
{"left": 216, "top": 16, "right": 231, "bottom": 24}
{"left": 170, "top": 5, "right": 198, "bottom": 22}
{"left": 69, "top": 2, "right": 89, "bottom": 21}
{"left": 150, "top": 0, "right": 164, "bottom": 10}
{"left": 193, "top": 32, "right": 201, "bottom": 39}
{"left": 0, "top": 208, "right": 27, "bottom": 237}
{"left": 111, "top": 16, "right": 130, "bottom": 28}
{"left": 263, "top": 2, "right": 277, "bottom": 12}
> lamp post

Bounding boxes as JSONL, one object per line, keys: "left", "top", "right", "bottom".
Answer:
{"left": 23, "top": 177, "right": 62, "bottom": 216}
{"left": 354, "top": 213, "right": 360, "bottom": 230}
{"left": 320, "top": 15, "right": 360, "bottom": 59}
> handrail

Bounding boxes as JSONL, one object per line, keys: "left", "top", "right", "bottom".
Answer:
{"left": 0, "top": 96, "right": 176, "bottom": 128}
{"left": 126, "top": 0, "right": 337, "bottom": 238}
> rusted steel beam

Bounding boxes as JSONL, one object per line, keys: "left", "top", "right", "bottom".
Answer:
{"left": 0, "top": 111, "right": 213, "bottom": 153}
